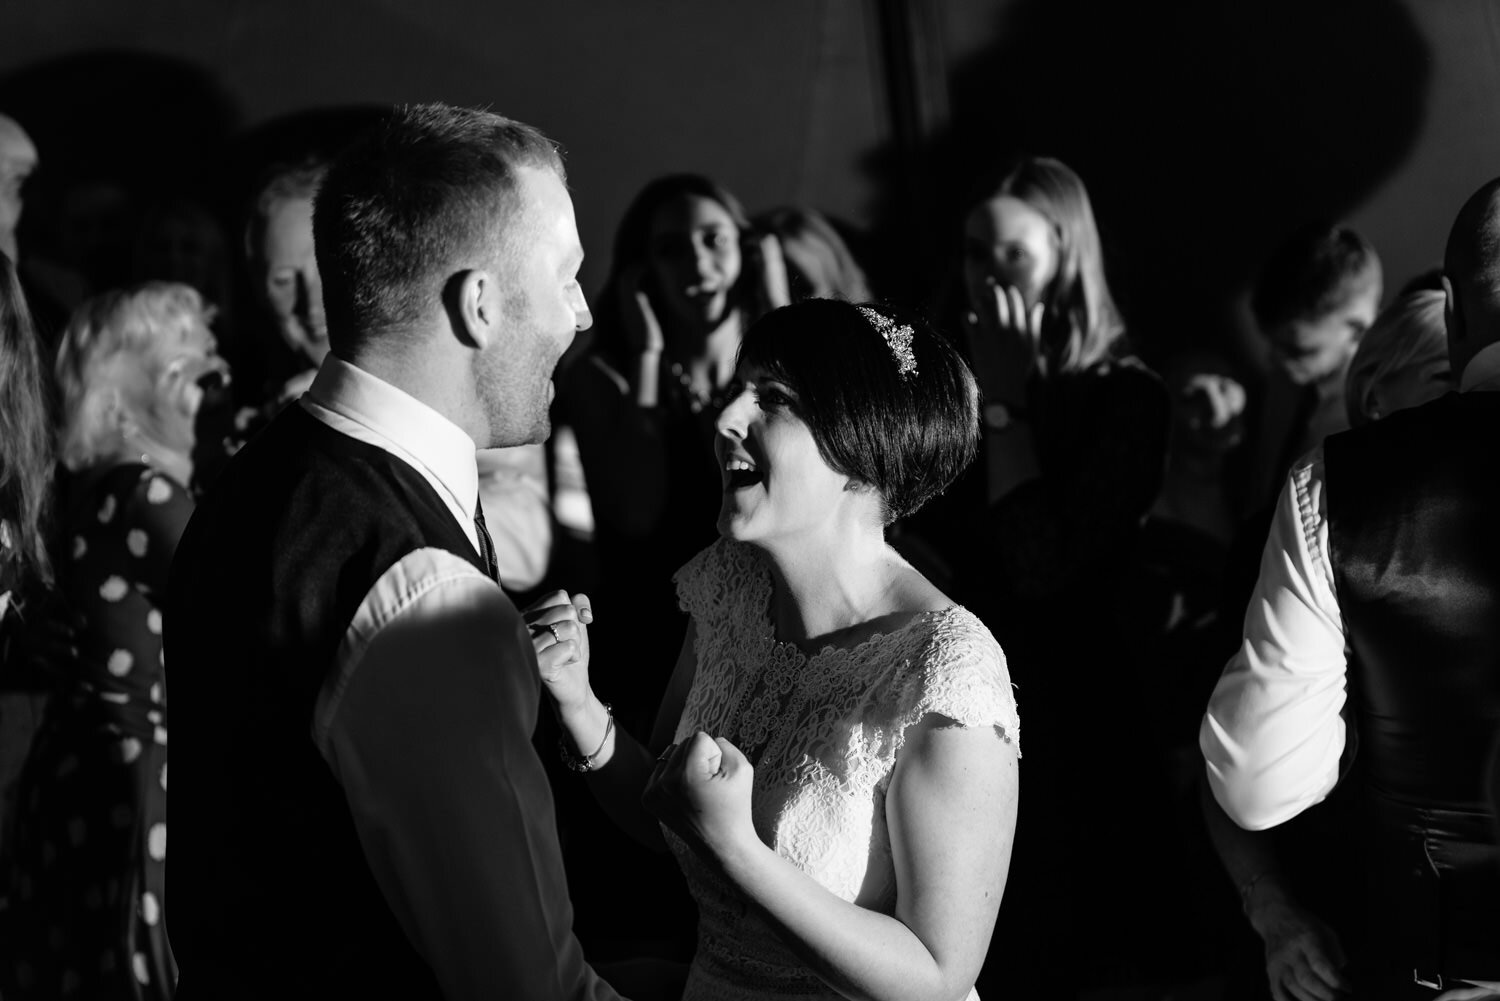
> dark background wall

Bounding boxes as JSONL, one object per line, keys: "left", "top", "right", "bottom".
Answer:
{"left": 3, "top": 0, "right": 1497, "bottom": 364}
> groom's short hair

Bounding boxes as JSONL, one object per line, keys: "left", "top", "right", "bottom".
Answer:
{"left": 314, "top": 103, "right": 564, "bottom": 357}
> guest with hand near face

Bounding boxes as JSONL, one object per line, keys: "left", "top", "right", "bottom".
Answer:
{"left": 534, "top": 299, "right": 1018, "bottom": 1001}
{"left": 559, "top": 174, "right": 790, "bottom": 733}
{"left": 911, "top": 155, "right": 1171, "bottom": 995}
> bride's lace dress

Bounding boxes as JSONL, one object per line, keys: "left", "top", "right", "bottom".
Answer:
{"left": 668, "top": 539, "right": 1019, "bottom": 1001}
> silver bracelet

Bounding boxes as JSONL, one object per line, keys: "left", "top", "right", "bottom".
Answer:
{"left": 559, "top": 702, "right": 614, "bottom": 773}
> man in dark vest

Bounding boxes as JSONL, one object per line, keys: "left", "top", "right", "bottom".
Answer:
{"left": 1201, "top": 179, "right": 1500, "bottom": 999}
{"left": 167, "top": 104, "right": 621, "bottom": 1000}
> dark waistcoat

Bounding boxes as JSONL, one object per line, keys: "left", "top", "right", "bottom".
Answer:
{"left": 1325, "top": 391, "right": 1500, "bottom": 987}
{"left": 166, "top": 404, "right": 487, "bottom": 1000}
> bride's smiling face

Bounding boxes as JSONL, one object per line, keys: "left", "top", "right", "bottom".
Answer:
{"left": 713, "top": 362, "right": 854, "bottom": 545}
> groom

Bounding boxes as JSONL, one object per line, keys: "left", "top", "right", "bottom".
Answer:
{"left": 167, "top": 105, "right": 618, "bottom": 1000}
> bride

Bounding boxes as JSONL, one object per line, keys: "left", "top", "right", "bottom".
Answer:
{"left": 530, "top": 298, "right": 1019, "bottom": 1001}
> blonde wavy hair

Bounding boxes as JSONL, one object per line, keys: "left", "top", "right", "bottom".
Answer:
{"left": 1344, "top": 289, "right": 1449, "bottom": 426}
{"left": 55, "top": 282, "right": 214, "bottom": 470}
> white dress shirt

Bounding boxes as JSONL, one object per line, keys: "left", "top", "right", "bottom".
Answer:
{"left": 298, "top": 357, "right": 616, "bottom": 1001}
{"left": 1201, "top": 341, "right": 1500, "bottom": 831}
{"left": 477, "top": 443, "right": 552, "bottom": 591}
{"left": 303, "top": 356, "right": 554, "bottom": 591}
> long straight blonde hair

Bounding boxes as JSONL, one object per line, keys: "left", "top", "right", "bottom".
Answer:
{"left": 987, "top": 156, "right": 1125, "bottom": 374}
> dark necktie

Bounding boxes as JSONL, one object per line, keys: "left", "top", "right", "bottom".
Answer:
{"left": 473, "top": 495, "right": 500, "bottom": 583}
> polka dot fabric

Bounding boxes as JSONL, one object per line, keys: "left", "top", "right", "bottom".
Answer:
{"left": 2, "top": 463, "right": 189, "bottom": 1000}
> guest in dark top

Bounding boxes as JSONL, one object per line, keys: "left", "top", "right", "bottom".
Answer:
{"left": 558, "top": 174, "right": 788, "bottom": 733}
{"left": 3, "top": 281, "right": 224, "bottom": 1001}
{"left": 552, "top": 174, "right": 788, "bottom": 975}
{"left": 941, "top": 156, "right": 1168, "bottom": 608}
{"left": 922, "top": 155, "right": 1171, "bottom": 996}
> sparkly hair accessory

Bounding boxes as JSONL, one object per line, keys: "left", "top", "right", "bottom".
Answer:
{"left": 857, "top": 306, "right": 917, "bottom": 378}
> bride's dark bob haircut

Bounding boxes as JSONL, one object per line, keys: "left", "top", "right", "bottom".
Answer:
{"left": 738, "top": 299, "right": 979, "bottom": 523}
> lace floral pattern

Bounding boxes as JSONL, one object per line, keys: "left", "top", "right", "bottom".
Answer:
{"left": 667, "top": 539, "right": 1019, "bottom": 1001}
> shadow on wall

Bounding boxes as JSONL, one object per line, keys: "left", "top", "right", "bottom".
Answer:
{"left": 0, "top": 50, "right": 241, "bottom": 293}
{"left": 0, "top": 47, "right": 385, "bottom": 362}
{"left": 873, "top": 0, "right": 1430, "bottom": 361}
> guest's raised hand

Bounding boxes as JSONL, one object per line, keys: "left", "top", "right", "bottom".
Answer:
{"left": 966, "top": 277, "right": 1043, "bottom": 403}
{"left": 756, "top": 232, "right": 792, "bottom": 309}
{"left": 643, "top": 731, "right": 757, "bottom": 861}
{"left": 521, "top": 589, "right": 593, "bottom": 713}
{"left": 618, "top": 264, "right": 665, "bottom": 359}
{"left": 992, "top": 280, "right": 1045, "bottom": 351}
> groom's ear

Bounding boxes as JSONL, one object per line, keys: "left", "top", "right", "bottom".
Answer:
{"left": 444, "top": 267, "right": 500, "bottom": 351}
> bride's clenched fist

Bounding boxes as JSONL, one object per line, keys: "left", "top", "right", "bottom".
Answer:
{"left": 644, "top": 731, "right": 759, "bottom": 863}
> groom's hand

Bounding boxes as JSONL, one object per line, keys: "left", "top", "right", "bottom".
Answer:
{"left": 522, "top": 589, "right": 593, "bottom": 714}
{"left": 644, "top": 731, "right": 757, "bottom": 861}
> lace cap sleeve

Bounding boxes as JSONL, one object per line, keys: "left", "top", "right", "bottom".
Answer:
{"left": 895, "top": 608, "right": 1020, "bottom": 755}
{"left": 673, "top": 537, "right": 769, "bottom": 630}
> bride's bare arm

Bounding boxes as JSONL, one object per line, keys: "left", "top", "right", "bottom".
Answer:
{"left": 650, "top": 716, "right": 1017, "bottom": 1001}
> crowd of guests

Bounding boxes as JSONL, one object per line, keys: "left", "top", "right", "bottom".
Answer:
{"left": 0, "top": 99, "right": 1496, "bottom": 1001}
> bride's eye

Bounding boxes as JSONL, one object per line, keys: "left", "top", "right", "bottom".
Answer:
{"left": 755, "top": 386, "right": 796, "bottom": 414}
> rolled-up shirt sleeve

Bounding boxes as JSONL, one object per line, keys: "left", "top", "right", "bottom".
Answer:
{"left": 315, "top": 548, "right": 620, "bottom": 1001}
{"left": 1200, "top": 446, "right": 1348, "bottom": 831}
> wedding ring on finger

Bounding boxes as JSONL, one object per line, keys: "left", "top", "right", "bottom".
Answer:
{"left": 546, "top": 623, "right": 561, "bottom": 644}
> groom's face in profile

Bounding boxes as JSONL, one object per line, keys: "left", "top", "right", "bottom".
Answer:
{"left": 479, "top": 164, "right": 590, "bottom": 448}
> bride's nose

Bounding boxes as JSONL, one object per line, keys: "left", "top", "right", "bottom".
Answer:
{"left": 715, "top": 389, "right": 754, "bottom": 439}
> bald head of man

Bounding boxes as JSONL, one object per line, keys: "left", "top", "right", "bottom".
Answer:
{"left": 0, "top": 114, "right": 38, "bottom": 262}
{"left": 1443, "top": 177, "right": 1500, "bottom": 380}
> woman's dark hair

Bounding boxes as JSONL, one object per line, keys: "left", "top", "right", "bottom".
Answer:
{"left": 588, "top": 174, "right": 770, "bottom": 367}
{"left": 739, "top": 299, "right": 979, "bottom": 523}
{"left": 0, "top": 251, "right": 54, "bottom": 587}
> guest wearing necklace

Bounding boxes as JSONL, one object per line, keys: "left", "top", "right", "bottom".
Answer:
{"left": 3, "top": 282, "right": 225, "bottom": 1000}
{"left": 560, "top": 174, "right": 788, "bottom": 735}
{"left": 553, "top": 175, "right": 787, "bottom": 969}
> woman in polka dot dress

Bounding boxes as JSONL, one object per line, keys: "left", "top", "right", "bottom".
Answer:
{"left": 4, "top": 283, "right": 224, "bottom": 1000}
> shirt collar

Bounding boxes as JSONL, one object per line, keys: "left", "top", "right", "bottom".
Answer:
{"left": 305, "top": 355, "right": 479, "bottom": 522}
{"left": 1460, "top": 341, "right": 1500, "bottom": 393}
